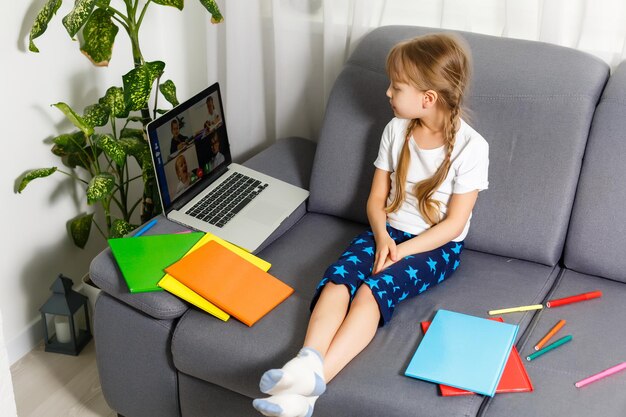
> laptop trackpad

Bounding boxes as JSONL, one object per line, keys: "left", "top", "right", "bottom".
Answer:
{"left": 243, "top": 201, "right": 286, "bottom": 225}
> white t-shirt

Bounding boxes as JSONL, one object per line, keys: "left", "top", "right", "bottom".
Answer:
{"left": 373, "top": 117, "right": 489, "bottom": 241}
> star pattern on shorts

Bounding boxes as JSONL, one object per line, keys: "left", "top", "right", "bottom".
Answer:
{"left": 333, "top": 265, "right": 348, "bottom": 278}
{"left": 441, "top": 249, "right": 450, "bottom": 264}
{"left": 426, "top": 257, "right": 437, "bottom": 273}
{"left": 405, "top": 266, "right": 418, "bottom": 280}
{"left": 346, "top": 255, "right": 362, "bottom": 265}
{"left": 451, "top": 243, "right": 463, "bottom": 254}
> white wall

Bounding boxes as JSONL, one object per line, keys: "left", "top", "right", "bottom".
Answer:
{"left": 0, "top": 1, "right": 225, "bottom": 365}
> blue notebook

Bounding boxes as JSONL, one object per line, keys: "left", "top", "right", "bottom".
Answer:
{"left": 405, "top": 309, "right": 518, "bottom": 396}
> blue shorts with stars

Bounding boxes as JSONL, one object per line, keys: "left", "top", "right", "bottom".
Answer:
{"left": 310, "top": 225, "right": 464, "bottom": 326}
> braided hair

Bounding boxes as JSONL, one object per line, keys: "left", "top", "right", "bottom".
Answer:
{"left": 385, "top": 33, "right": 471, "bottom": 225}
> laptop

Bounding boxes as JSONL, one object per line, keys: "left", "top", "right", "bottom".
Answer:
{"left": 146, "top": 82, "right": 309, "bottom": 252}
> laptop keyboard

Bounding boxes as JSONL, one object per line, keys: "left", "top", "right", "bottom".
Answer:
{"left": 186, "top": 172, "right": 268, "bottom": 228}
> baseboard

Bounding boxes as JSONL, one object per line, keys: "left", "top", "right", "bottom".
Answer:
{"left": 6, "top": 317, "right": 42, "bottom": 366}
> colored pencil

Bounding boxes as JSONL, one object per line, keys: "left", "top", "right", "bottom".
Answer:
{"left": 526, "top": 335, "right": 572, "bottom": 361}
{"left": 488, "top": 304, "right": 543, "bottom": 316}
{"left": 575, "top": 362, "right": 626, "bottom": 388}
{"left": 546, "top": 291, "right": 602, "bottom": 308}
{"left": 534, "top": 319, "right": 566, "bottom": 350}
{"left": 133, "top": 218, "right": 158, "bottom": 237}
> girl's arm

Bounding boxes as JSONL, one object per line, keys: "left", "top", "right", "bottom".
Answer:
{"left": 396, "top": 190, "right": 479, "bottom": 259}
{"left": 367, "top": 168, "right": 398, "bottom": 274}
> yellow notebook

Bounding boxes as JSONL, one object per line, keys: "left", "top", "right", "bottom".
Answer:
{"left": 158, "top": 233, "right": 271, "bottom": 321}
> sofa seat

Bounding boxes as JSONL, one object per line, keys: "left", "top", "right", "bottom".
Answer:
{"left": 171, "top": 212, "right": 561, "bottom": 417}
{"left": 483, "top": 269, "right": 626, "bottom": 417}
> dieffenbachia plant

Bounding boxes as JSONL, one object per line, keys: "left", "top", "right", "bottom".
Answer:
{"left": 18, "top": 0, "right": 223, "bottom": 248}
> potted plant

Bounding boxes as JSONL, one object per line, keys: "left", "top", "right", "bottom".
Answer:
{"left": 17, "top": 0, "right": 223, "bottom": 249}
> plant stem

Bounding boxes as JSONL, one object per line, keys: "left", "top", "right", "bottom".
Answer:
{"left": 57, "top": 169, "right": 89, "bottom": 185}
{"left": 153, "top": 73, "right": 162, "bottom": 119}
{"left": 137, "top": 0, "right": 153, "bottom": 29}
{"left": 91, "top": 217, "right": 107, "bottom": 240}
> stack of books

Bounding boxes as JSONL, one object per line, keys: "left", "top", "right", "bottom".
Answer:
{"left": 405, "top": 309, "right": 532, "bottom": 396}
{"left": 108, "top": 232, "right": 293, "bottom": 326}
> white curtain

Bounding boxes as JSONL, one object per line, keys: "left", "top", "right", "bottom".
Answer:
{"left": 207, "top": 0, "right": 626, "bottom": 157}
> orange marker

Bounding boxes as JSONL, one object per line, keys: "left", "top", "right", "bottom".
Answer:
{"left": 534, "top": 319, "right": 566, "bottom": 351}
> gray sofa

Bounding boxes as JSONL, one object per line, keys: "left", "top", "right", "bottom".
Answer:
{"left": 90, "top": 26, "right": 626, "bottom": 417}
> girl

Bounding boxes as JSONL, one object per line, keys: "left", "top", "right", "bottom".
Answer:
{"left": 253, "top": 32, "right": 489, "bottom": 417}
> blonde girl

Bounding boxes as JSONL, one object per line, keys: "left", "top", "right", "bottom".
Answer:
{"left": 254, "top": 32, "right": 489, "bottom": 417}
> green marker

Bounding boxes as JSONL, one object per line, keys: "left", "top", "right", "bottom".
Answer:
{"left": 526, "top": 335, "right": 572, "bottom": 361}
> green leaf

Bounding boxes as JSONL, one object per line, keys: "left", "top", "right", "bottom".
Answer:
{"left": 62, "top": 0, "right": 98, "bottom": 38}
{"left": 83, "top": 103, "right": 110, "bottom": 127}
{"left": 99, "top": 86, "right": 129, "bottom": 118}
{"left": 52, "top": 102, "right": 94, "bottom": 136}
{"left": 68, "top": 213, "right": 94, "bottom": 249}
{"left": 197, "top": 0, "right": 223, "bottom": 23}
{"left": 64, "top": 145, "right": 101, "bottom": 169}
{"left": 29, "top": 0, "right": 63, "bottom": 52}
{"left": 93, "top": 133, "right": 126, "bottom": 166}
{"left": 159, "top": 80, "right": 179, "bottom": 107}
{"left": 120, "top": 128, "right": 145, "bottom": 140}
{"left": 122, "top": 61, "right": 165, "bottom": 111}
{"left": 153, "top": 0, "right": 184, "bottom": 10}
{"left": 17, "top": 167, "right": 58, "bottom": 193}
{"left": 86, "top": 172, "right": 115, "bottom": 204}
{"left": 110, "top": 218, "right": 133, "bottom": 238}
{"left": 51, "top": 131, "right": 87, "bottom": 156}
{"left": 80, "top": 8, "right": 119, "bottom": 66}
{"left": 119, "top": 136, "right": 146, "bottom": 156}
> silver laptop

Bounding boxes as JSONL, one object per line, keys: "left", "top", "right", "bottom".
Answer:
{"left": 146, "top": 82, "right": 309, "bottom": 252}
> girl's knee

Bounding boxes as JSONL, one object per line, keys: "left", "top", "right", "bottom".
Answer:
{"left": 321, "top": 282, "right": 350, "bottom": 298}
{"left": 353, "top": 285, "right": 377, "bottom": 305}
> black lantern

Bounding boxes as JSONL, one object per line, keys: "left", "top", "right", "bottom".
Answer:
{"left": 39, "top": 274, "right": 92, "bottom": 355}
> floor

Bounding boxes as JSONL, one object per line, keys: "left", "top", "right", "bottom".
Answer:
{"left": 10, "top": 340, "right": 115, "bottom": 417}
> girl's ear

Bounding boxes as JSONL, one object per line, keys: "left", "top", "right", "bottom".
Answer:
{"left": 423, "top": 90, "right": 438, "bottom": 108}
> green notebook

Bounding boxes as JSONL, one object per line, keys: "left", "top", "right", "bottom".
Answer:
{"left": 109, "top": 233, "right": 204, "bottom": 293}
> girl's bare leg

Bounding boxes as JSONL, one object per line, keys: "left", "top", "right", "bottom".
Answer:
{"left": 322, "top": 285, "right": 380, "bottom": 382}
{"left": 303, "top": 282, "right": 351, "bottom": 356}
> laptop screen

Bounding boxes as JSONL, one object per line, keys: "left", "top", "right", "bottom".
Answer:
{"left": 146, "top": 82, "right": 231, "bottom": 211}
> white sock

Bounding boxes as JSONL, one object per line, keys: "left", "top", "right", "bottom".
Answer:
{"left": 259, "top": 347, "right": 326, "bottom": 396}
{"left": 253, "top": 394, "right": 317, "bottom": 417}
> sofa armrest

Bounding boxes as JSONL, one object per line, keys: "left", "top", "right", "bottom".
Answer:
{"left": 89, "top": 216, "right": 193, "bottom": 320}
{"left": 242, "top": 137, "right": 317, "bottom": 253}
{"left": 89, "top": 137, "right": 317, "bottom": 319}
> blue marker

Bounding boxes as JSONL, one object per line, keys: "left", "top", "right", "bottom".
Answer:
{"left": 133, "top": 218, "right": 157, "bottom": 237}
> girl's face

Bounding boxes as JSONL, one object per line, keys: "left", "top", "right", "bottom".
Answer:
{"left": 386, "top": 81, "right": 426, "bottom": 120}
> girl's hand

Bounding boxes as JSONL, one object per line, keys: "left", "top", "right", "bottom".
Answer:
{"left": 373, "top": 234, "right": 398, "bottom": 275}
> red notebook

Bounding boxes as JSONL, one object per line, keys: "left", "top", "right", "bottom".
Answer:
{"left": 421, "top": 318, "right": 533, "bottom": 396}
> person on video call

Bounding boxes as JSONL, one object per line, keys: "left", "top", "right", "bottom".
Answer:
{"left": 209, "top": 131, "right": 225, "bottom": 170}
{"left": 169, "top": 118, "right": 189, "bottom": 157}
{"left": 204, "top": 95, "right": 222, "bottom": 131}
{"left": 174, "top": 154, "right": 192, "bottom": 197}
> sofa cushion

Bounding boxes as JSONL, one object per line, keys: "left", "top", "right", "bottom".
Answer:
{"left": 564, "top": 62, "right": 626, "bottom": 282}
{"left": 171, "top": 213, "right": 560, "bottom": 417}
{"left": 309, "top": 26, "right": 609, "bottom": 266}
{"left": 482, "top": 270, "right": 626, "bottom": 417}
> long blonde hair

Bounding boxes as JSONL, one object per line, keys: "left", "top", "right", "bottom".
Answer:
{"left": 385, "top": 33, "right": 471, "bottom": 225}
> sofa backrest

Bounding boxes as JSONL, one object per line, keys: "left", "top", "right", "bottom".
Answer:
{"left": 308, "top": 25, "right": 609, "bottom": 266}
{"left": 564, "top": 62, "right": 626, "bottom": 283}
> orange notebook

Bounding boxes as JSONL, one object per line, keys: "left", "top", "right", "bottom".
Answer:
{"left": 421, "top": 318, "right": 533, "bottom": 396}
{"left": 164, "top": 240, "right": 293, "bottom": 326}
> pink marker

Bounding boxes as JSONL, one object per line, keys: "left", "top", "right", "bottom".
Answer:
{"left": 575, "top": 362, "right": 626, "bottom": 388}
